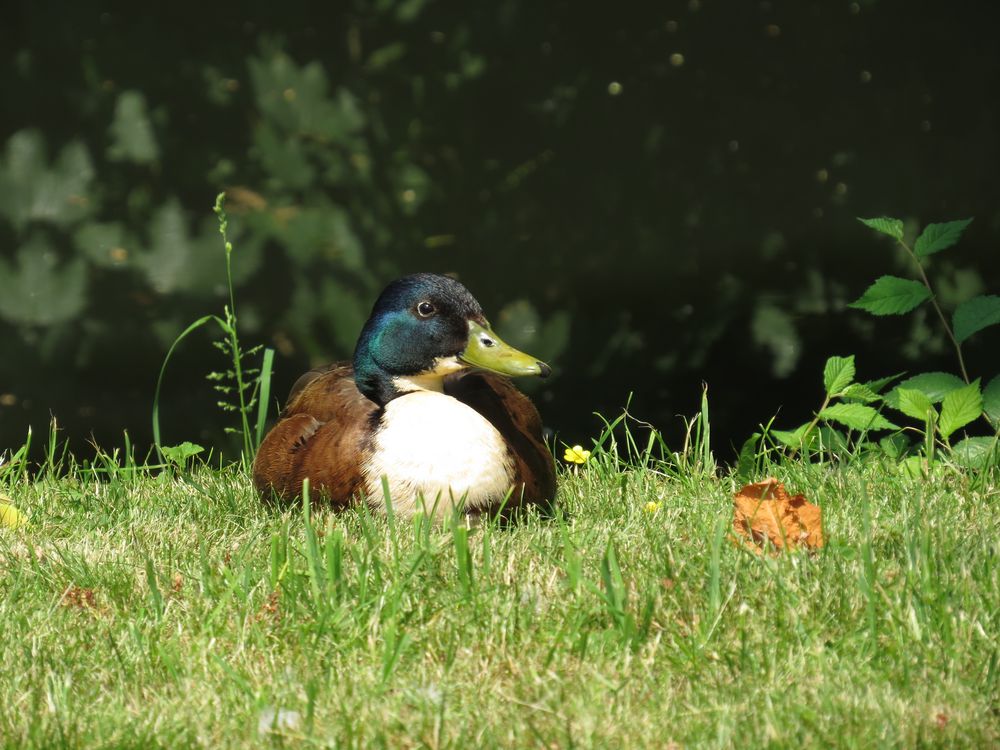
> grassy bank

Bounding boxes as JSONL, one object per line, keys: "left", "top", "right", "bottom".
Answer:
{"left": 0, "top": 455, "right": 997, "bottom": 748}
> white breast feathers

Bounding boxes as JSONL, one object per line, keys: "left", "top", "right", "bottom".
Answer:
{"left": 362, "top": 390, "right": 515, "bottom": 519}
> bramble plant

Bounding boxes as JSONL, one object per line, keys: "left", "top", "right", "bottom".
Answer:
{"left": 152, "top": 194, "right": 275, "bottom": 465}
{"left": 770, "top": 216, "right": 1000, "bottom": 473}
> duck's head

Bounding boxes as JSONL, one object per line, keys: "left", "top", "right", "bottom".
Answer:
{"left": 353, "top": 273, "right": 550, "bottom": 405}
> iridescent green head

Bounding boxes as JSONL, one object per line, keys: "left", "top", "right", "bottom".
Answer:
{"left": 353, "top": 273, "right": 550, "bottom": 405}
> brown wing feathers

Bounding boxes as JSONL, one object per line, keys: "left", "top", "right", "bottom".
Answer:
{"left": 253, "top": 365, "right": 375, "bottom": 506}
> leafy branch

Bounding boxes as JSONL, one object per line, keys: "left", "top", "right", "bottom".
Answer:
{"left": 850, "top": 217, "right": 976, "bottom": 381}
{"left": 768, "top": 215, "right": 999, "bottom": 474}
{"left": 852, "top": 216, "right": 1000, "bottom": 427}
{"left": 772, "top": 355, "right": 900, "bottom": 457}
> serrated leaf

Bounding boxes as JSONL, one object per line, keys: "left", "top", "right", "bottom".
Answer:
{"left": 842, "top": 383, "right": 880, "bottom": 403}
{"left": 772, "top": 424, "right": 810, "bottom": 449}
{"left": 950, "top": 437, "right": 999, "bottom": 470}
{"left": 913, "top": 218, "right": 973, "bottom": 257}
{"left": 823, "top": 355, "right": 855, "bottom": 395}
{"left": 983, "top": 375, "right": 1000, "bottom": 424}
{"left": 952, "top": 295, "right": 1000, "bottom": 343}
{"left": 885, "top": 372, "right": 965, "bottom": 408}
{"left": 938, "top": 380, "right": 982, "bottom": 439}
{"left": 858, "top": 216, "right": 904, "bottom": 241}
{"left": 863, "top": 372, "right": 905, "bottom": 394}
{"left": 894, "top": 388, "right": 935, "bottom": 422}
{"left": 849, "top": 276, "right": 931, "bottom": 316}
{"left": 819, "top": 403, "right": 899, "bottom": 432}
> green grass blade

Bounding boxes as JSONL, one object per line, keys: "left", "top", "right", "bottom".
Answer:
{"left": 253, "top": 347, "right": 275, "bottom": 451}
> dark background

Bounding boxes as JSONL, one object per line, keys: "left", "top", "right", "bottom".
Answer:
{"left": 1, "top": 0, "right": 998, "bottom": 462}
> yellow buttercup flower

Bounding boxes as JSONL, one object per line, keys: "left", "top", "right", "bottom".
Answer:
{"left": 563, "top": 445, "right": 591, "bottom": 464}
{"left": 644, "top": 501, "right": 662, "bottom": 514}
{"left": 0, "top": 499, "right": 27, "bottom": 529}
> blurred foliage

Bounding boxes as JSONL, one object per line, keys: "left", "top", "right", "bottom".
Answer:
{"left": 1, "top": 0, "right": 999, "bottom": 458}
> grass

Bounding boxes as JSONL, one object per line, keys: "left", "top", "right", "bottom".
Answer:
{"left": 0, "top": 444, "right": 998, "bottom": 748}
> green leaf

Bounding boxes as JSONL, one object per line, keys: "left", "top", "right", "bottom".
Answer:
{"left": 952, "top": 295, "right": 1000, "bottom": 343}
{"left": 849, "top": 276, "right": 931, "bottom": 316}
{"left": 823, "top": 355, "right": 856, "bottom": 395}
{"left": 160, "top": 442, "right": 205, "bottom": 465}
{"left": 0, "top": 130, "right": 95, "bottom": 230}
{"left": 135, "top": 200, "right": 192, "bottom": 294}
{"left": 254, "top": 122, "right": 315, "bottom": 189}
{"left": 841, "top": 383, "right": 881, "bottom": 403}
{"left": 366, "top": 42, "right": 407, "bottom": 71}
{"left": 983, "top": 375, "right": 1000, "bottom": 424}
{"left": 74, "top": 222, "right": 129, "bottom": 268}
{"left": 772, "top": 424, "right": 811, "bottom": 449}
{"left": 938, "top": 380, "right": 982, "bottom": 439}
{"left": 893, "top": 388, "right": 935, "bottom": 422}
{"left": 497, "top": 300, "right": 573, "bottom": 366}
{"left": 107, "top": 91, "right": 159, "bottom": 164}
{"left": 735, "top": 433, "right": 761, "bottom": 482}
{"left": 858, "top": 216, "right": 904, "bottom": 241}
{"left": 0, "top": 237, "right": 88, "bottom": 326}
{"left": 281, "top": 205, "right": 363, "bottom": 267}
{"left": 862, "top": 372, "right": 905, "bottom": 394}
{"left": 879, "top": 434, "right": 911, "bottom": 460}
{"left": 751, "top": 304, "right": 800, "bottom": 378}
{"left": 913, "top": 218, "right": 973, "bottom": 257}
{"left": 819, "top": 403, "right": 899, "bottom": 432}
{"left": 950, "top": 437, "right": 1000, "bottom": 470}
{"left": 885, "top": 372, "right": 965, "bottom": 409}
{"left": 248, "top": 53, "right": 365, "bottom": 145}
{"left": 395, "top": 0, "right": 430, "bottom": 22}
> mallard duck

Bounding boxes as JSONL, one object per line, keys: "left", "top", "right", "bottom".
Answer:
{"left": 253, "top": 273, "right": 556, "bottom": 520}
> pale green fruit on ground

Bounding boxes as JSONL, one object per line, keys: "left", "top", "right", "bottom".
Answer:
{"left": 0, "top": 500, "right": 27, "bottom": 529}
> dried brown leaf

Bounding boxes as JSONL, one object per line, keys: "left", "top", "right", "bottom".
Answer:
{"left": 732, "top": 477, "right": 824, "bottom": 554}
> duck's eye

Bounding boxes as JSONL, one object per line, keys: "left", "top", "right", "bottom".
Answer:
{"left": 416, "top": 301, "right": 436, "bottom": 318}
